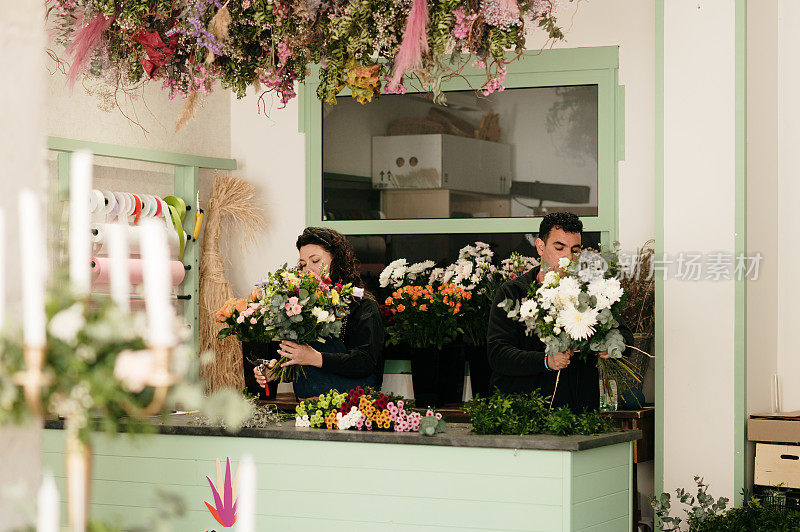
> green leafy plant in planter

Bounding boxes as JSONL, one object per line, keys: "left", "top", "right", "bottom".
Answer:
{"left": 651, "top": 476, "right": 800, "bottom": 531}
{"left": 463, "top": 391, "right": 613, "bottom": 436}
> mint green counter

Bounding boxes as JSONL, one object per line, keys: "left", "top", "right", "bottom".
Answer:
{"left": 42, "top": 422, "right": 638, "bottom": 531}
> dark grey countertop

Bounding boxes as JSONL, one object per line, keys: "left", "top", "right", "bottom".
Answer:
{"left": 44, "top": 416, "right": 641, "bottom": 452}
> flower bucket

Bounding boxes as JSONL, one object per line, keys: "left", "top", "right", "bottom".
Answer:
{"left": 464, "top": 342, "right": 492, "bottom": 398}
{"left": 410, "top": 343, "right": 465, "bottom": 407}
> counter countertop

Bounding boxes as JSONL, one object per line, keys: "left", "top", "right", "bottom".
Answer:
{"left": 44, "top": 416, "right": 641, "bottom": 452}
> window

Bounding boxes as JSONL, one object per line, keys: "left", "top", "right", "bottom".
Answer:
{"left": 302, "top": 46, "right": 622, "bottom": 244}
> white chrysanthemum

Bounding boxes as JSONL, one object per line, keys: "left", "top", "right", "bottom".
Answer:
{"left": 441, "top": 268, "right": 456, "bottom": 284}
{"left": 429, "top": 268, "right": 445, "bottom": 284}
{"left": 407, "top": 260, "right": 435, "bottom": 279}
{"left": 543, "top": 270, "right": 560, "bottom": 287}
{"left": 519, "top": 299, "right": 538, "bottom": 319}
{"left": 556, "top": 277, "right": 581, "bottom": 303}
{"left": 558, "top": 257, "right": 572, "bottom": 269}
{"left": 379, "top": 259, "right": 407, "bottom": 288}
{"left": 587, "top": 278, "right": 624, "bottom": 310}
{"left": 558, "top": 305, "right": 599, "bottom": 341}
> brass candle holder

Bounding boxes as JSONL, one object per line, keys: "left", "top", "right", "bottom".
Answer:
{"left": 13, "top": 345, "right": 50, "bottom": 416}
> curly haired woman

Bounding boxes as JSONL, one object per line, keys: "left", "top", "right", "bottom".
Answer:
{"left": 251, "top": 227, "right": 384, "bottom": 399}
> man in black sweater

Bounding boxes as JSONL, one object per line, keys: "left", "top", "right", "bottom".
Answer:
{"left": 486, "top": 212, "right": 633, "bottom": 412}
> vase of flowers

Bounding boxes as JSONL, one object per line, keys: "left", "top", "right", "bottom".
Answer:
{"left": 383, "top": 282, "right": 470, "bottom": 406}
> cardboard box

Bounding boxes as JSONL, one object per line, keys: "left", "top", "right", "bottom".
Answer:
{"left": 755, "top": 443, "right": 800, "bottom": 489}
{"left": 749, "top": 412, "right": 800, "bottom": 443}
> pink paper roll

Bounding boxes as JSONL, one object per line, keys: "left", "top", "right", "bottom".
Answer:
{"left": 91, "top": 257, "right": 186, "bottom": 286}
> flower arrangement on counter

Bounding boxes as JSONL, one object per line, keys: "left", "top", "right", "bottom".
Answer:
{"left": 294, "top": 387, "right": 445, "bottom": 435}
{"left": 215, "top": 264, "right": 363, "bottom": 381}
{"left": 47, "top": 0, "right": 566, "bottom": 124}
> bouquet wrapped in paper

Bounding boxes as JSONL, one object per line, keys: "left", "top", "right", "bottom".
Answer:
{"left": 216, "top": 265, "right": 363, "bottom": 381}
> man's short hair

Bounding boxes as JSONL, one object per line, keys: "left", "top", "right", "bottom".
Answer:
{"left": 538, "top": 212, "right": 583, "bottom": 243}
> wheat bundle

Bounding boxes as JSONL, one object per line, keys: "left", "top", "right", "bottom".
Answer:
{"left": 199, "top": 175, "right": 263, "bottom": 391}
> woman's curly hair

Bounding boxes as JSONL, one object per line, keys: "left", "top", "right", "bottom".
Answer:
{"left": 295, "top": 227, "right": 365, "bottom": 290}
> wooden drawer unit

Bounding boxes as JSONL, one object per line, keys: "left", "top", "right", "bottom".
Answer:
{"left": 755, "top": 443, "right": 800, "bottom": 489}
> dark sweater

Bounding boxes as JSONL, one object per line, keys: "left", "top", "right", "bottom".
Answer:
{"left": 486, "top": 267, "right": 633, "bottom": 412}
{"left": 320, "top": 297, "right": 385, "bottom": 385}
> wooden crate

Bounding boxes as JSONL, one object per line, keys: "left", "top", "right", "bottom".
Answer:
{"left": 755, "top": 443, "right": 800, "bottom": 489}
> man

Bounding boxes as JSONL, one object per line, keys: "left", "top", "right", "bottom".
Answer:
{"left": 486, "top": 212, "right": 633, "bottom": 412}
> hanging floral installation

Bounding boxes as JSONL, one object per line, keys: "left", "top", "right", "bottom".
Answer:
{"left": 47, "top": 0, "right": 565, "bottom": 124}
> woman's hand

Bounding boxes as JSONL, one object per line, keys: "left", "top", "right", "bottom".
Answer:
{"left": 278, "top": 341, "right": 323, "bottom": 368}
{"left": 253, "top": 360, "right": 278, "bottom": 389}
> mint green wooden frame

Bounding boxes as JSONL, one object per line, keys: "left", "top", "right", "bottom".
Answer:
{"left": 299, "top": 46, "right": 624, "bottom": 246}
{"left": 47, "top": 137, "right": 237, "bottom": 367}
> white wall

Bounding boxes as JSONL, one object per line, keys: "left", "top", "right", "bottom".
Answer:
{"left": 776, "top": 1, "right": 800, "bottom": 412}
{"left": 746, "top": 0, "right": 779, "bottom": 490}
{"left": 0, "top": 0, "right": 46, "bottom": 527}
{"left": 662, "top": 0, "right": 737, "bottom": 501}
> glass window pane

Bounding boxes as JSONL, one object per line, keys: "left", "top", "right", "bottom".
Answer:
{"left": 322, "top": 85, "right": 598, "bottom": 220}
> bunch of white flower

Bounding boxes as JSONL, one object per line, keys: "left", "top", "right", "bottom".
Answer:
{"left": 378, "top": 259, "right": 408, "bottom": 288}
{"left": 336, "top": 406, "right": 362, "bottom": 430}
{"left": 406, "top": 260, "right": 435, "bottom": 283}
{"left": 311, "top": 306, "right": 336, "bottom": 323}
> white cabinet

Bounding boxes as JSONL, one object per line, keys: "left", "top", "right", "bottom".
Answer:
{"left": 372, "top": 134, "right": 512, "bottom": 195}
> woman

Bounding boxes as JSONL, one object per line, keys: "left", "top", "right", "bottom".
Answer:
{"left": 253, "top": 227, "right": 384, "bottom": 398}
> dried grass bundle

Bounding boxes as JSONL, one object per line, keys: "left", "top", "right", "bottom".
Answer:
{"left": 200, "top": 175, "right": 264, "bottom": 392}
{"left": 620, "top": 239, "right": 655, "bottom": 336}
{"left": 175, "top": 92, "right": 199, "bottom": 132}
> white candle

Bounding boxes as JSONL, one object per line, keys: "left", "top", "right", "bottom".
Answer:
{"left": 69, "top": 150, "right": 93, "bottom": 294}
{"left": 139, "top": 219, "right": 175, "bottom": 347}
{"left": 238, "top": 454, "right": 257, "bottom": 532}
{"left": 19, "top": 189, "right": 46, "bottom": 348}
{"left": 0, "top": 208, "right": 6, "bottom": 328}
{"left": 37, "top": 471, "right": 59, "bottom": 532}
{"left": 106, "top": 223, "right": 130, "bottom": 313}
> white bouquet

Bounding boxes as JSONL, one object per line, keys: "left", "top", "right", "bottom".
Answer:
{"left": 379, "top": 259, "right": 436, "bottom": 288}
{"left": 498, "top": 248, "right": 630, "bottom": 362}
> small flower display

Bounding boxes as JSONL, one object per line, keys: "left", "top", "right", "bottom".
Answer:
{"left": 215, "top": 264, "right": 363, "bottom": 381}
{"left": 294, "top": 387, "right": 443, "bottom": 434}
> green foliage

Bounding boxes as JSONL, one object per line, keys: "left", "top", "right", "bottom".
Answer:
{"left": 419, "top": 415, "right": 445, "bottom": 436}
{"left": 463, "top": 391, "right": 614, "bottom": 436}
{"left": 653, "top": 478, "right": 800, "bottom": 531}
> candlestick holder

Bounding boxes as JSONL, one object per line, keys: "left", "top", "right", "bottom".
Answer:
{"left": 13, "top": 345, "right": 51, "bottom": 416}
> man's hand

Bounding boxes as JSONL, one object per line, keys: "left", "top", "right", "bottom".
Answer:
{"left": 548, "top": 349, "right": 573, "bottom": 370}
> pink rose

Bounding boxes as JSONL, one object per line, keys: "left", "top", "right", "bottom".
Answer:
{"left": 250, "top": 318, "right": 257, "bottom": 324}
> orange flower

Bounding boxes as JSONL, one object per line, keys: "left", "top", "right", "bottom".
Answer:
{"left": 419, "top": 304, "right": 428, "bottom": 311}
{"left": 385, "top": 297, "right": 393, "bottom": 305}
{"left": 235, "top": 298, "right": 247, "bottom": 313}
{"left": 248, "top": 288, "right": 263, "bottom": 302}
{"left": 397, "top": 304, "right": 406, "bottom": 312}
{"left": 215, "top": 299, "right": 235, "bottom": 322}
